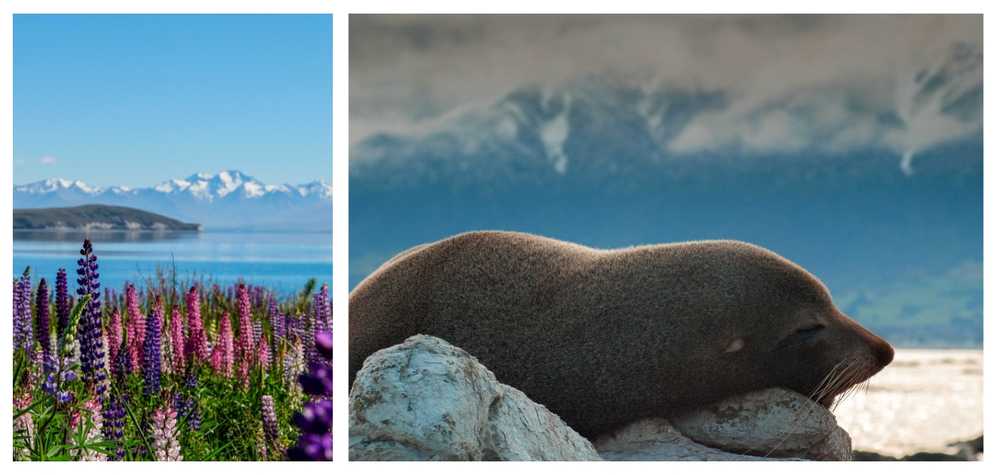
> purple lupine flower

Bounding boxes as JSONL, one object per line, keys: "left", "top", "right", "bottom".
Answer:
{"left": 185, "top": 286, "right": 209, "bottom": 363}
{"left": 35, "top": 278, "right": 52, "bottom": 364}
{"left": 102, "top": 395, "right": 126, "bottom": 460}
{"left": 269, "top": 298, "right": 286, "bottom": 344}
{"left": 143, "top": 297, "right": 164, "bottom": 396}
{"left": 13, "top": 276, "right": 33, "bottom": 352}
{"left": 55, "top": 268, "right": 70, "bottom": 342}
{"left": 75, "top": 239, "right": 106, "bottom": 394}
{"left": 314, "top": 284, "right": 331, "bottom": 332}
{"left": 151, "top": 405, "right": 182, "bottom": 461}
{"left": 287, "top": 329, "right": 333, "bottom": 461}
{"left": 261, "top": 394, "right": 279, "bottom": 448}
{"left": 113, "top": 338, "right": 130, "bottom": 381}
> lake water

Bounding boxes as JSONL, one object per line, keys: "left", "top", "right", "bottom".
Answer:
{"left": 834, "top": 348, "right": 983, "bottom": 457}
{"left": 13, "top": 230, "right": 332, "bottom": 296}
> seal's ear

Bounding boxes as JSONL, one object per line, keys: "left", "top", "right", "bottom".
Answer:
{"left": 724, "top": 338, "right": 745, "bottom": 353}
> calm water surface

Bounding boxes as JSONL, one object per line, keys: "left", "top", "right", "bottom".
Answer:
{"left": 13, "top": 230, "right": 332, "bottom": 295}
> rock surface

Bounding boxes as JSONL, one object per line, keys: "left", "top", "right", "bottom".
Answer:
{"left": 669, "top": 388, "right": 852, "bottom": 460}
{"left": 350, "top": 334, "right": 853, "bottom": 461}
{"left": 348, "top": 335, "right": 600, "bottom": 460}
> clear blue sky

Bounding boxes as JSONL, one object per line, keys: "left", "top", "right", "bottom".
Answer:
{"left": 14, "top": 14, "right": 332, "bottom": 187}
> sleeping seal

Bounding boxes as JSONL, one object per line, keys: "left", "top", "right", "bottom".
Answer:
{"left": 349, "top": 231, "right": 894, "bottom": 437}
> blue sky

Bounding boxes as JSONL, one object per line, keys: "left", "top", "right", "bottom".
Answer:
{"left": 14, "top": 14, "right": 332, "bottom": 187}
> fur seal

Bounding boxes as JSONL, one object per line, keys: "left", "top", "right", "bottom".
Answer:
{"left": 349, "top": 231, "right": 894, "bottom": 437}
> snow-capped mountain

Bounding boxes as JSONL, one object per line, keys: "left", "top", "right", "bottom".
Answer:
{"left": 15, "top": 170, "right": 332, "bottom": 231}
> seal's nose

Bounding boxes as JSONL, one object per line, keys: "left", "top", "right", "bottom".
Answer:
{"left": 873, "top": 337, "right": 895, "bottom": 367}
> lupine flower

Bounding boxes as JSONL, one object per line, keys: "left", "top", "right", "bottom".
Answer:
{"left": 76, "top": 239, "right": 106, "bottom": 394}
{"left": 143, "top": 297, "right": 164, "bottom": 396}
{"left": 125, "top": 284, "right": 145, "bottom": 374}
{"left": 35, "top": 278, "right": 52, "bottom": 365}
{"left": 287, "top": 330, "right": 333, "bottom": 461}
{"left": 258, "top": 335, "right": 271, "bottom": 370}
{"left": 55, "top": 268, "right": 70, "bottom": 342}
{"left": 237, "top": 284, "right": 255, "bottom": 387}
{"left": 79, "top": 398, "right": 106, "bottom": 461}
{"left": 211, "top": 312, "right": 234, "bottom": 377}
{"left": 102, "top": 395, "right": 126, "bottom": 460}
{"left": 14, "top": 393, "right": 34, "bottom": 459}
{"left": 107, "top": 308, "right": 123, "bottom": 374}
{"left": 184, "top": 286, "right": 209, "bottom": 363}
{"left": 151, "top": 405, "right": 182, "bottom": 461}
{"left": 113, "top": 338, "right": 130, "bottom": 381}
{"left": 170, "top": 307, "right": 186, "bottom": 372}
{"left": 314, "top": 284, "right": 331, "bottom": 332}
{"left": 13, "top": 276, "right": 33, "bottom": 352}
{"left": 269, "top": 298, "right": 285, "bottom": 343}
{"left": 261, "top": 394, "right": 279, "bottom": 448}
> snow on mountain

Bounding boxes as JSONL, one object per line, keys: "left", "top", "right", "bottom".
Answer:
{"left": 14, "top": 170, "right": 332, "bottom": 231}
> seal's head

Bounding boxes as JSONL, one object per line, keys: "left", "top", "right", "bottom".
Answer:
{"left": 690, "top": 242, "right": 895, "bottom": 409}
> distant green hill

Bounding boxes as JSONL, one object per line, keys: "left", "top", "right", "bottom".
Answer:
{"left": 14, "top": 204, "right": 200, "bottom": 231}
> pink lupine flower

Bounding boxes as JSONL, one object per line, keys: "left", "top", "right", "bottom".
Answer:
{"left": 258, "top": 335, "right": 271, "bottom": 370}
{"left": 213, "top": 312, "right": 234, "bottom": 377}
{"left": 125, "top": 284, "right": 146, "bottom": 373}
{"left": 170, "top": 307, "right": 186, "bottom": 372}
{"left": 237, "top": 285, "right": 255, "bottom": 387}
{"left": 14, "top": 393, "right": 34, "bottom": 459}
{"left": 79, "top": 398, "right": 106, "bottom": 461}
{"left": 151, "top": 405, "right": 182, "bottom": 461}
{"left": 107, "top": 308, "right": 123, "bottom": 371}
{"left": 185, "top": 286, "right": 209, "bottom": 363}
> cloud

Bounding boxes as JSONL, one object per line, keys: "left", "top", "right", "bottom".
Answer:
{"left": 38, "top": 155, "right": 57, "bottom": 165}
{"left": 351, "top": 15, "right": 982, "bottom": 172}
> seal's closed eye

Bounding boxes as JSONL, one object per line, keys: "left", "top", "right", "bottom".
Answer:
{"left": 777, "top": 323, "right": 825, "bottom": 349}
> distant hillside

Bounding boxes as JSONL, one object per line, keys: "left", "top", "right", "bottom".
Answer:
{"left": 14, "top": 204, "right": 200, "bottom": 231}
{"left": 14, "top": 170, "right": 332, "bottom": 231}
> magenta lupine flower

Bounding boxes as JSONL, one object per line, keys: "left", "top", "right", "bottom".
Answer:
{"left": 151, "top": 405, "right": 182, "bottom": 461}
{"left": 143, "top": 297, "right": 163, "bottom": 396}
{"left": 258, "top": 336, "right": 271, "bottom": 370}
{"left": 170, "top": 308, "right": 186, "bottom": 372}
{"left": 35, "top": 278, "right": 52, "bottom": 364}
{"left": 237, "top": 284, "right": 255, "bottom": 387}
{"left": 212, "top": 312, "right": 235, "bottom": 377}
{"left": 184, "top": 286, "right": 209, "bottom": 363}
{"left": 107, "top": 308, "right": 123, "bottom": 374}
{"left": 75, "top": 239, "right": 106, "bottom": 394}
{"left": 125, "top": 283, "right": 146, "bottom": 373}
{"left": 55, "top": 268, "right": 69, "bottom": 342}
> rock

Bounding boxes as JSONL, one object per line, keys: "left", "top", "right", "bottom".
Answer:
{"left": 669, "top": 388, "right": 852, "bottom": 460}
{"left": 348, "top": 335, "right": 601, "bottom": 461}
{"left": 350, "top": 334, "right": 853, "bottom": 461}
{"left": 594, "top": 418, "right": 785, "bottom": 461}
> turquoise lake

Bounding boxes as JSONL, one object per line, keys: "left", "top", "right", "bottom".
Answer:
{"left": 13, "top": 230, "right": 332, "bottom": 296}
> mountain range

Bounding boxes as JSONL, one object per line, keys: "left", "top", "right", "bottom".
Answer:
{"left": 350, "top": 78, "right": 983, "bottom": 347}
{"left": 15, "top": 170, "right": 332, "bottom": 231}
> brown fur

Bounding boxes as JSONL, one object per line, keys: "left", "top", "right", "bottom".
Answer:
{"left": 349, "top": 231, "right": 894, "bottom": 437}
